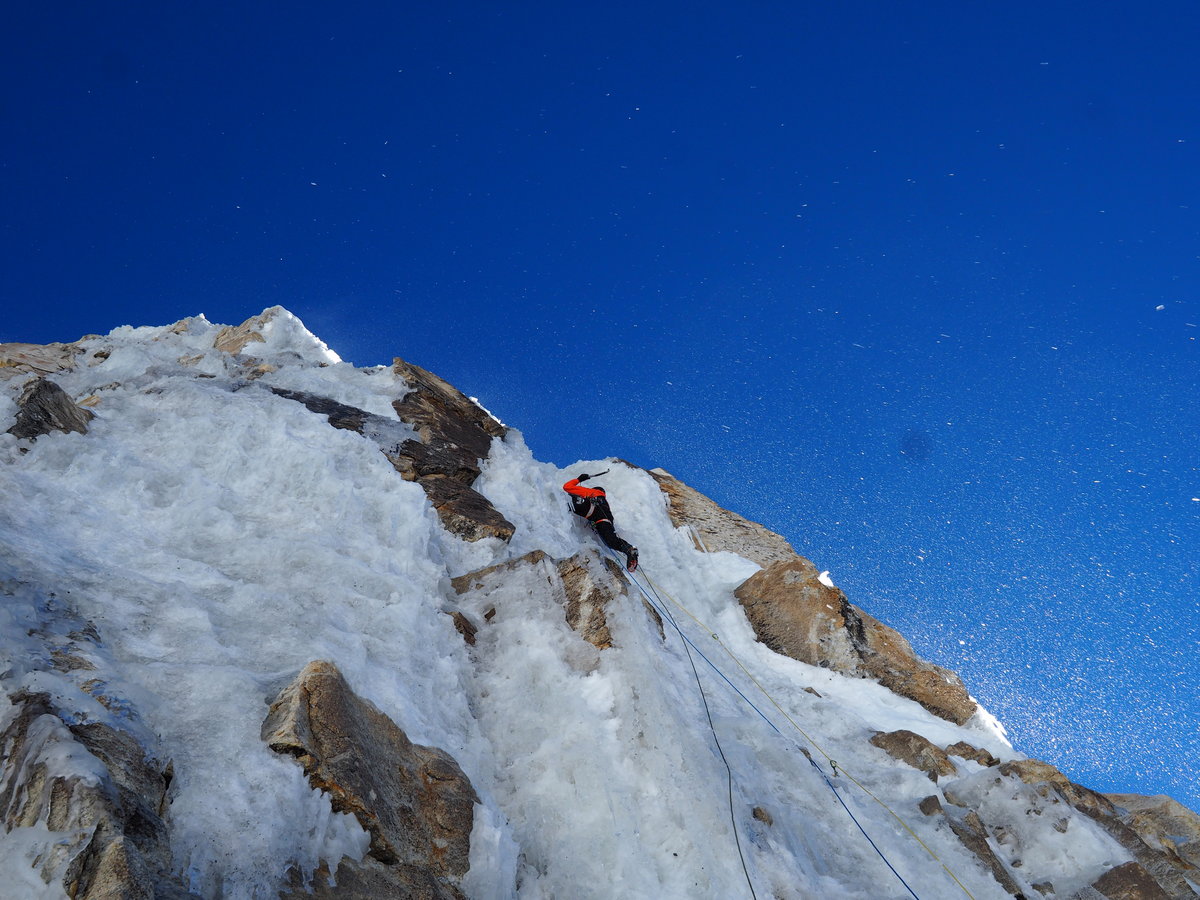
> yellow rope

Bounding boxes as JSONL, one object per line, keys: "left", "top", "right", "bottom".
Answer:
{"left": 639, "top": 569, "right": 977, "bottom": 900}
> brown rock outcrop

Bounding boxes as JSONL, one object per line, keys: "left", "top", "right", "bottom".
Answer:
{"left": 1001, "top": 760, "right": 1198, "bottom": 899}
{"left": 8, "top": 377, "right": 95, "bottom": 440}
{"left": 450, "top": 548, "right": 549, "bottom": 587}
{"left": 1001, "top": 760, "right": 1118, "bottom": 820}
{"left": 262, "top": 661, "right": 478, "bottom": 899}
{"left": 451, "top": 549, "right": 663, "bottom": 650}
{"left": 1105, "top": 795, "right": 1200, "bottom": 872}
{"left": 387, "top": 357, "right": 514, "bottom": 541}
{"left": 213, "top": 311, "right": 271, "bottom": 355}
{"left": 947, "top": 808, "right": 1027, "bottom": 898}
{"left": 647, "top": 467, "right": 797, "bottom": 567}
{"left": 555, "top": 552, "right": 627, "bottom": 650}
{"left": 1085, "top": 861, "right": 1173, "bottom": 900}
{"left": 391, "top": 357, "right": 506, "bottom": 474}
{"left": 733, "top": 557, "right": 977, "bottom": 724}
{"left": 447, "top": 611, "right": 478, "bottom": 645}
{"left": 0, "top": 341, "right": 81, "bottom": 376}
{"left": 280, "top": 855, "right": 464, "bottom": 900}
{"left": 0, "top": 691, "right": 183, "bottom": 900}
{"left": 947, "top": 741, "right": 1001, "bottom": 768}
{"left": 413, "top": 472, "right": 515, "bottom": 542}
{"left": 868, "top": 730, "right": 957, "bottom": 782}
{"left": 0, "top": 585, "right": 191, "bottom": 898}
{"left": 918, "top": 796, "right": 1026, "bottom": 897}
{"left": 268, "top": 386, "right": 514, "bottom": 542}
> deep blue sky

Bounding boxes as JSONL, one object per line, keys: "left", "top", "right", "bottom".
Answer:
{"left": 4, "top": 2, "right": 1197, "bottom": 808}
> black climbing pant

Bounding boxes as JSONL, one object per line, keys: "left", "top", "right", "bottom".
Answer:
{"left": 593, "top": 520, "right": 634, "bottom": 557}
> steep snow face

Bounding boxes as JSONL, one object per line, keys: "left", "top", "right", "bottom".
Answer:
{"left": 0, "top": 310, "right": 1140, "bottom": 899}
{"left": 0, "top": 314, "right": 488, "bottom": 896}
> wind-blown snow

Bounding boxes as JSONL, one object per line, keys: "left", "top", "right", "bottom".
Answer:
{"left": 0, "top": 310, "right": 1136, "bottom": 899}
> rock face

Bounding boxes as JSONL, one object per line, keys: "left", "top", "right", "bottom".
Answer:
{"left": 1105, "top": 795, "right": 1200, "bottom": 873}
{"left": 869, "top": 729, "right": 957, "bottom": 782}
{"left": 450, "top": 548, "right": 663, "bottom": 651}
{"left": 263, "top": 660, "right": 479, "bottom": 900}
{"left": 213, "top": 313, "right": 270, "bottom": 355}
{"left": 268, "top": 386, "right": 515, "bottom": 542}
{"left": 1083, "top": 862, "right": 1173, "bottom": 900}
{"left": 998, "top": 760, "right": 1200, "bottom": 899}
{"left": 922, "top": 756, "right": 1200, "bottom": 899}
{"left": 7, "top": 377, "right": 95, "bottom": 440}
{"left": 733, "top": 557, "right": 977, "bottom": 725}
{"left": 391, "top": 357, "right": 506, "bottom": 477}
{"left": 554, "top": 552, "right": 629, "bottom": 650}
{"left": 0, "top": 341, "right": 82, "bottom": 376}
{"left": 0, "top": 694, "right": 183, "bottom": 900}
{"left": 387, "top": 357, "right": 514, "bottom": 542}
{"left": 212, "top": 311, "right": 513, "bottom": 541}
{"left": 0, "top": 586, "right": 189, "bottom": 900}
{"left": 647, "top": 467, "right": 797, "bottom": 567}
{"left": 947, "top": 741, "right": 1001, "bottom": 768}
{"left": 918, "top": 795, "right": 1026, "bottom": 898}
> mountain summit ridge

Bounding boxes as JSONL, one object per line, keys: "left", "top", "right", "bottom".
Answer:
{"left": 1, "top": 308, "right": 1196, "bottom": 900}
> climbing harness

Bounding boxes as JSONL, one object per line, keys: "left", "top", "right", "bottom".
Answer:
{"left": 610, "top": 550, "right": 978, "bottom": 900}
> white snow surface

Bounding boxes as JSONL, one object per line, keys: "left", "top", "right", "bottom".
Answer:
{"left": 0, "top": 310, "right": 1134, "bottom": 899}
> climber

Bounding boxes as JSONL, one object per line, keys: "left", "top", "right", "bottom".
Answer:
{"left": 563, "top": 472, "right": 639, "bottom": 572}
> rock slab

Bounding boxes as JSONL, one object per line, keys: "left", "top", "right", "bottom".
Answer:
{"left": 262, "top": 660, "right": 478, "bottom": 899}
{"left": 451, "top": 548, "right": 663, "bottom": 650}
{"left": 0, "top": 341, "right": 81, "bottom": 376}
{"left": 7, "top": 377, "right": 94, "bottom": 440}
{"left": 1105, "top": 794, "right": 1200, "bottom": 873}
{"left": 868, "top": 729, "right": 956, "bottom": 782}
{"left": 647, "top": 467, "right": 798, "bottom": 567}
{"left": 388, "top": 357, "right": 515, "bottom": 542}
{"left": 0, "top": 691, "right": 182, "bottom": 900}
{"left": 734, "top": 557, "right": 977, "bottom": 724}
{"left": 1001, "top": 760, "right": 1199, "bottom": 899}
{"left": 269, "top": 386, "right": 514, "bottom": 542}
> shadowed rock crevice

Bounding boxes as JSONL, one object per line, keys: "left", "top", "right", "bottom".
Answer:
{"left": 268, "top": 386, "right": 514, "bottom": 542}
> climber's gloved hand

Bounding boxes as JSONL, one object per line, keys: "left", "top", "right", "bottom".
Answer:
{"left": 576, "top": 473, "right": 591, "bottom": 482}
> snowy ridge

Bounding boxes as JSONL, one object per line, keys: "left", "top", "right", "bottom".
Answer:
{"left": 1, "top": 310, "right": 1194, "bottom": 900}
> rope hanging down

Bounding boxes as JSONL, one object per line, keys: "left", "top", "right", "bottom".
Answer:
{"left": 625, "top": 564, "right": 922, "bottom": 900}
{"left": 648, "top": 573, "right": 759, "bottom": 900}
{"left": 615, "top": 555, "right": 977, "bottom": 900}
{"left": 633, "top": 568, "right": 977, "bottom": 900}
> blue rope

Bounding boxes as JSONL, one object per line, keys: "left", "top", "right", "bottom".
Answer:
{"left": 807, "top": 757, "right": 921, "bottom": 900}
{"left": 646, "top": 571, "right": 760, "bottom": 900}
{"left": 616, "top": 554, "right": 923, "bottom": 900}
{"left": 634, "top": 575, "right": 784, "bottom": 736}
{"left": 604, "top": 554, "right": 753, "bottom": 897}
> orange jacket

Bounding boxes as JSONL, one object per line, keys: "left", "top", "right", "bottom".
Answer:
{"left": 562, "top": 477, "right": 605, "bottom": 499}
{"left": 563, "top": 478, "right": 613, "bottom": 523}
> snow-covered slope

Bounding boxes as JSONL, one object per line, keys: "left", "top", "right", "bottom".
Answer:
{"left": 1, "top": 310, "right": 1195, "bottom": 900}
